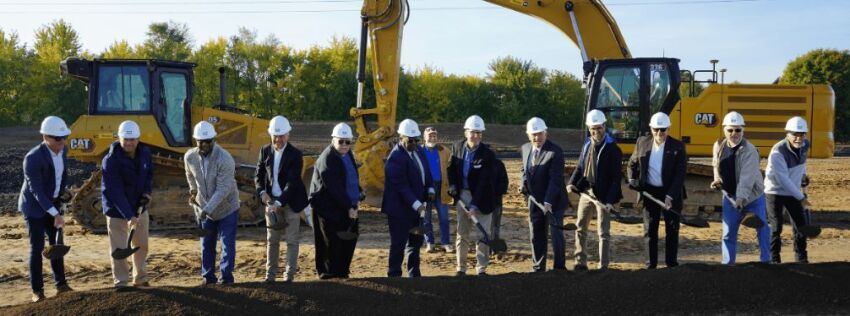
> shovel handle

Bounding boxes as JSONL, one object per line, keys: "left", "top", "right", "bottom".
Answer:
{"left": 640, "top": 191, "right": 670, "bottom": 210}
{"left": 56, "top": 228, "right": 64, "bottom": 245}
{"left": 126, "top": 228, "right": 135, "bottom": 248}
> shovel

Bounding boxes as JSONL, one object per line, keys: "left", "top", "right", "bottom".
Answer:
{"left": 337, "top": 217, "right": 359, "bottom": 241}
{"left": 799, "top": 207, "right": 821, "bottom": 238}
{"left": 111, "top": 227, "right": 140, "bottom": 260}
{"left": 574, "top": 191, "right": 642, "bottom": 225}
{"left": 529, "top": 196, "right": 577, "bottom": 231}
{"left": 409, "top": 202, "right": 429, "bottom": 236}
{"left": 42, "top": 227, "right": 71, "bottom": 260}
{"left": 640, "top": 191, "right": 710, "bottom": 228}
{"left": 457, "top": 200, "right": 508, "bottom": 253}
{"left": 721, "top": 189, "right": 764, "bottom": 229}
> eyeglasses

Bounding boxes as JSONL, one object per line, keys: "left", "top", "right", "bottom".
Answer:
{"left": 195, "top": 139, "right": 213, "bottom": 145}
{"left": 408, "top": 137, "right": 421, "bottom": 143}
{"left": 424, "top": 127, "right": 437, "bottom": 134}
{"left": 652, "top": 128, "right": 667, "bottom": 133}
{"left": 49, "top": 135, "right": 67, "bottom": 141}
{"left": 337, "top": 139, "right": 352, "bottom": 145}
{"left": 726, "top": 128, "right": 743, "bottom": 133}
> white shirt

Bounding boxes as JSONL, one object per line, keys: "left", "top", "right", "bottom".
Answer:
{"left": 410, "top": 151, "right": 426, "bottom": 185}
{"left": 647, "top": 141, "right": 665, "bottom": 187}
{"left": 272, "top": 144, "right": 287, "bottom": 198}
{"left": 46, "top": 148, "right": 64, "bottom": 216}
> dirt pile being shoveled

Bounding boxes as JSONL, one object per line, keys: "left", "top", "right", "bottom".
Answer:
{"left": 3, "top": 262, "right": 850, "bottom": 315}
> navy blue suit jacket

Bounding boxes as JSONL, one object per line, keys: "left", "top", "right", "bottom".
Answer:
{"left": 521, "top": 140, "right": 569, "bottom": 213}
{"left": 381, "top": 144, "right": 434, "bottom": 220}
{"left": 18, "top": 143, "right": 68, "bottom": 220}
{"left": 101, "top": 142, "right": 153, "bottom": 219}
{"left": 255, "top": 143, "right": 308, "bottom": 212}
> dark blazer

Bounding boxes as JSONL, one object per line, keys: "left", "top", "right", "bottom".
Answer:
{"left": 381, "top": 143, "right": 434, "bottom": 220}
{"left": 18, "top": 143, "right": 68, "bottom": 220}
{"left": 627, "top": 135, "right": 687, "bottom": 208}
{"left": 255, "top": 143, "right": 308, "bottom": 212}
{"left": 447, "top": 140, "right": 497, "bottom": 214}
{"left": 309, "top": 145, "right": 361, "bottom": 222}
{"left": 521, "top": 140, "right": 568, "bottom": 212}
{"left": 568, "top": 134, "right": 623, "bottom": 205}
{"left": 102, "top": 142, "right": 153, "bottom": 219}
{"left": 494, "top": 158, "right": 508, "bottom": 196}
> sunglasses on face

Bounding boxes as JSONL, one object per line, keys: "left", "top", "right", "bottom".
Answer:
{"left": 49, "top": 135, "right": 67, "bottom": 141}
{"left": 726, "top": 128, "right": 743, "bottom": 133}
{"left": 408, "top": 137, "right": 421, "bottom": 143}
{"left": 337, "top": 139, "right": 352, "bottom": 145}
{"left": 652, "top": 128, "right": 667, "bottom": 133}
{"left": 195, "top": 139, "right": 213, "bottom": 145}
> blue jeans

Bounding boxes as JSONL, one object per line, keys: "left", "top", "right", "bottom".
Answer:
{"left": 721, "top": 195, "right": 770, "bottom": 264}
{"left": 424, "top": 186, "right": 450, "bottom": 245}
{"left": 387, "top": 217, "right": 423, "bottom": 277}
{"left": 200, "top": 210, "right": 238, "bottom": 283}
{"left": 26, "top": 216, "right": 67, "bottom": 292}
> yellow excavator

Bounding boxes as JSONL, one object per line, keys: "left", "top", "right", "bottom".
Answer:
{"left": 353, "top": 0, "right": 834, "bottom": 213}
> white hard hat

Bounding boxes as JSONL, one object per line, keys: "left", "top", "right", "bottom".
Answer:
{"left": 192, "top": 121, "right": 217, "bottom": 140}
{"left": 722, "top": 111, "right": 745, "bottom": 126}
{"left": 526, "top": 117, "right": 548, "bottom": 134}
{"left": 785, "top": 116, "right": 808, "bottom": 133}
{"left": 118, "top": 120, "right": 141, "bottom": 139}
{"left": 649, "top": 112, "right": 671, "bottom": 129}
{"left": 585, "top": 109, "right": 607, "bottom": 126}
{"left": 331, "top": 122, "right": 353, "bottom": 139}
{"left": 398, "top": 119, "right": 421, "bottom": 137}
{"left": 267, "top": 115, "right": 292, "bottom": 136}
{"left": 39, "top": 116, "right": 71, "bottom": 137}
{"left": 464, "top": 115, "right": 485, "bottom": 131}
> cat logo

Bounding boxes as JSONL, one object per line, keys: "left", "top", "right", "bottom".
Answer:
{"left": 695, "top": 113, "right": 717, "bottom": 127}
{"left": 207, "top": 116, "right": 220, "bottom": 124}
{"left": 70, "top": 138, "right": 94, "bottom": 152}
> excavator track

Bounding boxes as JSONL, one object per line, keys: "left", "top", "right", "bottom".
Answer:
{"left": 68, "top": 149, "right": 264, "bottom": 234}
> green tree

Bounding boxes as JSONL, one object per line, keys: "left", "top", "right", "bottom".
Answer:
{"left": 487, "top": 56, "right": 548, "bottom": 124}
{"left": 191, "top": 37, "right": 229, "bottom": 108}
{"left": 780, "top": 49, "right": 850, "bottom": 142}
{"left": 0, "top": 29, "right": 32, "bottom": 126}
{"left": 101, "top": 40, "right": 136, "bottom": 59}
{"left": 137, "top": 21, "right": 192, "bottom": 61}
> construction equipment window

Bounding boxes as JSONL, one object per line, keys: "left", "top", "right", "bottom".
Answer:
{"left": 161, "top": 72, "right": 188, "bottom": 144}
{"left": 96, "top": 66, "right": 150, "bottom": 113}
{"left": 649, "top": 63, "right": 671, "bottom": 114}
{"left": 595, "top": 66, "right": 640, "bottom": 140}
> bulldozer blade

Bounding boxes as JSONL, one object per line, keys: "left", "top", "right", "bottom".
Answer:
{"left": 111, "top": 228, "right": 140, "bottom": 260}
{"left": 799, "top": 225, "right": 821, "bottom": 238}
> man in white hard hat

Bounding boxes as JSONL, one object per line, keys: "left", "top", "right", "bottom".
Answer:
{"left": 567, "top": 109, "right": 623, "bottom": 271}
{"left": 626, "top": 112, "right": 687, "bottom": 269}
{"left": 255, "top": 116, "right": 308, "bottom": 283}
{"left": 19, "top": 116, "right": 74, "bottom": 302}
{"left": 382, "top": 119, "right": 435, "bottom": 277}
{"left": 184, "top": 121, "right": 240, "bottom": 284}
{"left": 711, "top": 111, "right": 770, "bottom": 264}
{"left": 309, "top": 123, "right": 363, "bottom": 279}
{"left": 448, "top": 115, "right": 498, "bottom": 276}
{"left": 101, "top": 120, "right": 153, "bottom": 289}
{"left": 421, "top": 126, "right": 454, "bottom": 254}
{"left": 521, "top": 117, "right": 568, "bottom": 272}
{"left": 765, "top": 116, "right": 818, "bottom": 264}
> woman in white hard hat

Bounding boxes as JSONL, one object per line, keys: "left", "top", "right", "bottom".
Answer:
{"left": 764, "top": 116, "right": 820, "bottom": 263}
{"left": 255, "top": 116, "right": 308, "bottom": 283}
{"left": 308, "top": 123, "right": 363, "bottom": 279}
{"left": 101, "top": 120, "right": 153, "bottom": 289}
{"left": 184, "top": 121, "right": 240, "bottom": 284}
{"left": 711, "top": 111, "right": 770, "bottom": 264}
{"left": 626, "top": 112, "right": 687, "bottom": 269}
{"left": 19, "top": 116, "right": 75, "bottom": 302}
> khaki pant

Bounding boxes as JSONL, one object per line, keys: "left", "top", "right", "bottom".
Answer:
{"left": 455, "top": 190, "right": 492, "bottom": 274}
{"left": 107, "top": 211, "right": 149, "bottom": 286}
{"left": 266, "top": 205, "right": 301, "bottom": 281}
{"left": 574, "top": 195, "right": 611, "bottom": 269}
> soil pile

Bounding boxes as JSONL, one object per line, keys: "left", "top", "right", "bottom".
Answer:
{"left": 4, "top": 262, "right": 849, "bottom": 315}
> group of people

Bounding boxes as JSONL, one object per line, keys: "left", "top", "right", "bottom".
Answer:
{"left": 19, "top": 109, "right": 817, "bottom": 302}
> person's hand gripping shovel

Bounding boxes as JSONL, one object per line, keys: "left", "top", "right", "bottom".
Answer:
{"left": 112, "top": 202, "right": 147, "bottom": 260}
{"left": 528, "top": 195, "right": 577, "bottom": 231}
{"left": 640, "top": 191, "right": 709, "bottom": 228}
{"left": 337, "top": 208, "right": 360, "bottom": 241}
{"left": 797, "top": 186, "right": 821, "bottom": 238}
{"left": 456, "top": 199, "right": 508, "bottom": 253}
{"left": 571, "top": 188, "right": 641, "bottom": 225}
{"left": 42, "top": 227, "right": 71, "bottom": 260}
{"left": 408, "top": 202, "right": 429, "bottom": 236}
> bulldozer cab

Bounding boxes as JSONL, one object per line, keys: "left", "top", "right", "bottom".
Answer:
{"left": 585, "top": 58, "right": 681, "bottom": 145}
{"left": 61, "top": 58, "right": 194, "bottom": 148}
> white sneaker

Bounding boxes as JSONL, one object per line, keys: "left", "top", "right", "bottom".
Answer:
{"left": 443, "top": 244, "right": 455, "bottom": 253}
{"left": 426, "top": 244, "right": 438, "bottom": 253}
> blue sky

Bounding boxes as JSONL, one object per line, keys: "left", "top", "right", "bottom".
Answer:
{"left": 1, "top": 0, "right": 848, "bottom": 83}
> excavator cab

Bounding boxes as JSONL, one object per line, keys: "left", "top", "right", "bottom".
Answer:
{"left": 585, "top": 58, "right": 681, "bottom": 147}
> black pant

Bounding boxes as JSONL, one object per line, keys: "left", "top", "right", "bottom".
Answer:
{"left": 642, "top": 186, "right": 680, "bottom": 268}
{"left": 26, "top": 215, "right": 67, "bottom": 292}
{"left": 766, "top": 194, "right": 808, "bottom": 263}
{"left": 313, "top": 212, "right": 358, "bottom": 278}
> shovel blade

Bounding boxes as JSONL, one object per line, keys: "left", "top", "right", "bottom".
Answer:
{"left": 613, "top": 216, "right": 643, "bottom": 225}
{"left": 487, "top": 239, "right": 508, "bottom": 253}
{"left": 42, "top": 245, "right": 71, "bottom": 260}
{"left": 337, "top": 231, "right": 359, "bottom": 241}
{"left": 409, "top": 226, "right": 425, "bottom": 235}
{"left": 111, "top": 247, "right": 140, "bottom": 260}
{"left": 563, "top": 223, "right": 578, "bottom": 231}
{"left": 681, "top": 217, "right": 710, "bottom": 228}
{"left": 799, "top": 225, "right": 821, "bottom": 238}
{"left": 741, "top": 213, "right": 764, "bottom": 229}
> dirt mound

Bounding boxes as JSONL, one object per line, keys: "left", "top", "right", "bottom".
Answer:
{"left": 4, "top": 263, "right": 849, "bottom": 315}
